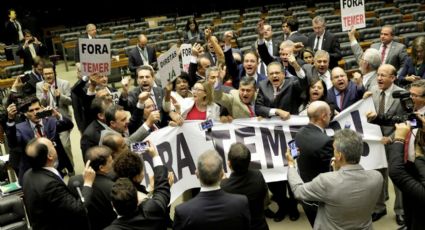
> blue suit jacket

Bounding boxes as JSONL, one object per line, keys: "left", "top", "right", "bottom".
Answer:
{"left": 6, "top": 116, "right": 74, "bottom": 184}
{"left": 326, "top": 81, "right": 365, "bottom": 112}
{"left": 224, "top": 48, "right": 266, "bottom": 89}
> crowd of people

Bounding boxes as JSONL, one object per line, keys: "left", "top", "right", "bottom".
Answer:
{"left": 3, "top": 6, "right": 425, "bottom": 230}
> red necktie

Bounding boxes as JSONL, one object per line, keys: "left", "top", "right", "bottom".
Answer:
{"left": 246, "top": 104, "right": 254, "bottom": 117}
{"left": 381, "top": 44, "right": 387, "bottom": 64}
{"left": 339, "top": 91, "right": 344, "bottom": 110}
{"left": 35, "top": 124, "right": 44, "bottom": 137}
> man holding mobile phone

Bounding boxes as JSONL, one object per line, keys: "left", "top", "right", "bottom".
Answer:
{"left": 294, "top": 100, "right": 334, "bottom": 226}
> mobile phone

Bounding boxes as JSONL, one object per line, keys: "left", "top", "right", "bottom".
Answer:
{"left": 288, "top": 140, "right": 298, "bottom": 159}
{"left": 131, "top": 141, "right": 149, "bottom": 153}
{"left": 19, "top": 74, "right": 30, "bottom": 84}
{"left": 410, "top": 118, "right": 418, "bottom": 128}
{"left": 35, "top": 109, "right": 53, "bottom": 119}
{"left": 199, "top": 119, "right": 213, "bottom": 130}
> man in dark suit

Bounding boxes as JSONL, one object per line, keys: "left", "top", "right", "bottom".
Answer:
{"left": 294, "top": 100, "right": 334, "bottom": 226}
{"left": 174, "top": 150, "right": 250, "bottom": 230}
{"left": 187, "top": 43, "right": 211, "bottom": 88}
{"left": 223, "top": 31, "right": 266, "bottom": 89}
{"left": 308, "top": 16, "right": 341, "bottom": 69}
{"left": 282, "top": 18, "right": 308, "bottom": 47}
{"left": 326, "top": 67, "right": 365, "bottom": 112}
{"left": 221, "top": 143, "right": 269, "bottom": 230}
{"left": 4, "top": 9, "right": 23, "bottom": 45}
{"left": 19, "top": 56, "right": 45, "bottom": 97}
{"left": 69, "top": 146, "right": 116, "bottom": 230}
{"left": 105, "top": 144, "right": 170, "bottom": 230}
{"left": 5, "top": 97, "right": 74, "bottom": 183}
{"left": 366, "top": 64, "right": 405, "bottom": 224}
{"left": 128, "top": 34, "right": 158, "bottom": 78}
{"left": 75, "top": 23, "right": 97, "bottom": 63}
{"left": 17, "top": 30, "right": 46, "bottom": 71}
{"left": 251, "top": 23, "right": 280, "bottom": 58}
{"left": 23, "top": 137, "right": 96, "bottom": 230}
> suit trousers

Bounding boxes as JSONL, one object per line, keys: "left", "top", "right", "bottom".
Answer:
{"left": 268, "top": 181, "right": 297, "bottom": 212}
{"left": 301, "top": 201, "right": 318, "bottom": 227}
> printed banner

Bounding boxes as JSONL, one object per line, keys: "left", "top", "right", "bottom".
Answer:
{"left": 79, "top": 38, "right": 111, "bottom": 76}
{"left": 141, "top": 97, "right": 384, "bottom": 202}
{"left": 157, "top": 45, "right": 181, "bottom": 87}
{"left": 340, "top": 0, "right": 366, "bottom": 31}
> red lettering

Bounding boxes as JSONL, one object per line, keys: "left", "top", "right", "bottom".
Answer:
{"left": 83, "top": 63, "right": 110, "bottom": 73}
{"left": 343, "top": 14, "right": 364, "bottom": 27}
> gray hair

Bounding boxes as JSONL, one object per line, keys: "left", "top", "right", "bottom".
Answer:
{"left": 197, "top": 150, "right": 223, "bottom": 186}
{"left": 334, "top": 129, "right": 363, "bottom": 164}
{"left": 206, "top": 66, "right": 220, "bottom": 79}
{"left": 410, "top": 79, "right": 425, "bottom": 91}
{"left": 314, "top": 50, "right": 330, "bottom": 60}
{"left": 312, "top": 16, "right": 326, "bottom": 26}
{"left": 240, "top": 76, "right": 256, "bottom": 88}
{"left": 363, "top": 48, "right": 381, "bottom": 70}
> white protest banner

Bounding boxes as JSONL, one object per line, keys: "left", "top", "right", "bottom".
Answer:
{"left": 157, "top": 45, "right": 181, "bottom": 87}
{"left": 140, "top": 97, "right": 385, "bottom": 203}
{"left": 110, "top": 91, "right": 121, "bottom": 105}
{"left": 180, "top": 44, "right": 192, "bottom": 73}
{"left": 79, "top": 38, "right": 111, "bottom": 76}
{"left": 340, "top": 0, "right": 366, "bottom": 31}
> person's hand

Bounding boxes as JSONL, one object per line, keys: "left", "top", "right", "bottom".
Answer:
{"left": 293, "top": 42, "right": 304, "bottom": 52}
{"left": 51, "top": 107, "right": 62, "bottom": 119}
{"left": 33, "top": 37, "right": 41, "bottom": 45}
{"left": 12, "top": 76, "right": 23, "bottom": 90}
{"left": 257, "top": 20, "right": 265, "bottom": 39}
{"left": 285, "top": 148, "right": 295, "bottom": 167}
{"left": 54, "top": 89, "right": 61, "bottom": 97}
{"left": 168, "top": 172, "right": 175, "bottom": 186}
{"left": 223, "top": 31, "right": 233, "bottom": 46}
{"left": 165, "top": 82, "right": 173, "bottom": 94}
{"left": 42, "top": 82, "right": 50, "bottom": 93}
{"left": 276, "top": 109, "right": 290, "bottom": 120}
{"left": 191, "top": 43, "right": 202, "bottom": 57}
{"left": 381, "top": 136, "right": 393, "bottom": 145}
{"left": 146, "top": 140, "right": 159, "bottom": 158}
{"left": 395, "top": 122, "right": 411, "bottom": 140}
{"left": 138, "top": 92, "right": 150, "bottom": 103}
{"left": 348, "top": 27, "right": 357, "bottom": 42}
{"left": 121, "top": 76, "right": 130, "bottom": 92}
{"left": 287, "top": 53, "right": 297, "bottom": 66}
{"left": 146, "top": 110, "right": 161, "bottom": 127}
{"left": 7, "top": 104, "right": 17, "bottom": 120}
{"left": 352, "top": 72, "right": 363, "bottom": 86}
{"left": 362, "top": 91, "right": 372, "bottom": 99}
{"left": 204, "top": 28, "right": 212, "bottom": 41}
{"left": 83, "top": 160, "right": 96, "bottom": 186}
{"left": 366, "top": 111, "right": 377, "bottom": 122}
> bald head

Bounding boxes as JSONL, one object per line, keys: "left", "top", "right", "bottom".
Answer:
{"left": 101, "top": 133, "right": 128, "bottom": 159}
{"left": 197, "top": 150, "right": 223, "bottom": 186}
{"left": 307, "top": 101, "right": 331, "bottom": 127}
{"left": 138, "top": 34, "right": 148, "bottom": 48}
{"left": 26, "top": 137, "right": 57, "bottom": 169}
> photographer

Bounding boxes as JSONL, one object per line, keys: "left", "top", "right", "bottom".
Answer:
{"left": 389, "top": 121, "right": 425, "bottom": 230}
{"left": 17, "top": 29, "right": 46, "bottom": 71}
{"left": 365, "top": 64, "right": 405, "bottom": 224}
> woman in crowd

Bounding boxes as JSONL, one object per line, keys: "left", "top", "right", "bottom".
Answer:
{"left": 302, "top": 48, "right": 315, "bottom": 65}
{"left": 181, "top": 80, "right": 220, "bottom": 120}
{"left": 299, "top": 78, "right": 328, "bottom": 115}
{"left": 398, "top": 36, "right": 425, "bottom": 87}
{"left": 183, "top": 18, "right": 205, "bottom": 44}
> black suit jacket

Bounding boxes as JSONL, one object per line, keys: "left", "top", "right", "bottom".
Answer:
{"left": 389, "top": 142, "right": 425, "bottom": 230}
{"left": 326, "top": 81, "right": 365, "bottom": 112}
{"left": 288, "top": 31, "right": 309, "bottom": 47}
{"left": 80, "top": 120, "right": 105, "bottom": 161}
{"left": 255, "top": 76, "right": 307, "bottom": 116}
{"left": 128, "top": 45, "right": 157, "bottom": 76}
{"left": 221, "top": 170, "right": 269, "bottom": 230}
{"left": 105, "top": 165, "right": 170, "bottom": 230}
{"left": 4, "top": 20, "right": 20, "bottom": 45}
{"left": 69, "top": 174, "right": 116, "bottom": 230}
{"left": 17, "top": 42, "right": 47, "bottom": 71}
{"left": 307, "top": 30, "right": 341, "bottom": 69}
{"left": 174, "top": 189, "right": 250, "bottom": 230}
{"left": 295, "top": 124, "right": 333, "bottom": 183}
{"left": 120, "top": 86, "right": 164, "bottom": 113}
{"left": 23, "top": 168, "right": 92, "bottom": 230}
{"left": 22, "top": 71, "right": 43, "bottom": 96}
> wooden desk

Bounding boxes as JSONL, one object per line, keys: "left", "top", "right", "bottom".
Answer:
{"left": 62, "top": 41, "right": 77, "bottom": 72}
{"left": 111, "top": 57, "right": 129, "bottom": 69}
{"left": 0, "top": 78, "right": 16, "bottom": 89}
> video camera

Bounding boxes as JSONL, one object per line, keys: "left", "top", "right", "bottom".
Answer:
{"left": 376, "top": 90, "right": 422, "bottom": 128}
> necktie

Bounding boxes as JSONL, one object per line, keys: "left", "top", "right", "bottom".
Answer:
{"left": 141, "top": 47, "right": 147, "bottom": 61}
{"left": 35, "top": 124, "right": 44, "bottom": 137}
{"left": 246, "top": 104, "right": 254, "bottom": 117}
{"left": 259, "top": 61, "right": 266, "bottom": 76}
{"left": 314, "top": 36, "right": 320, "bottom": 52}
{"left": 13, "top": 21, "right": 18, "bottom": 29}
{"left": 378, "top": 91, "right": 386, "bottom": 115}
{"left": 268, "top": 41, "right": 273, "bottom": 56}
{"left": 211, "top": 53, "right": 216, "bottom": 64}
{"left": 339, "top": 91, "right": 345, "bottom": 110}
{"left": 381, "top": 44, "right": 387, "bottom": 64}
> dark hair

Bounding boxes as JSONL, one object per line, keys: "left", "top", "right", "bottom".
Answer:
{"left": 243, "top": 50, "right": 259, "bottom": 62}
{"left": 23, "top": 29, "right": 32, "bottom": 37}
{"left": 19, "top": 97, "right": 40, "bottom": 113}
{"left": 111, "top": 178, "right": 138, "bottom": 216}
{"left": 27, "top": 138, "right": 49, "bottom": 169}
{"left": 43, "top": 61, "right": 54, "bottom": 70}
{"left": 86, "top": 146, "right": 112, "bottom": 171}
{"left": 91, "top": 97, "right": 107, "bottom": 120}
{"left": 172, "top": 72, "right": 190, "bottom": 91}
{"left": 102, "top": 133, "right": 124, "bottom": 158}
{"left": 113, "top": 151, "right": 144, "bottom": 182}
{"left": 239, "top": 76, "right": 256, "bottom": 89}
{"left": 228, "top": 143, "right": 251, "bottom": 174}
{"left": 105, "top": 104, "right": 124, "bottom": 126}
{"left": 185, "top": 17, "right": 199, "bottom": 32}
{"left": 32, "top": 56, "right": 45, "bottom": 68}
{"left": 284, "top": 18, "right": 299, "bottom": 31}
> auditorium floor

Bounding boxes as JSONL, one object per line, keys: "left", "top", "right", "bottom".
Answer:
{"left": 57, "top": 61, "right": 398, "bottom": 230}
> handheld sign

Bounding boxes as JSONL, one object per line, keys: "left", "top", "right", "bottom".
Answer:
{"left": 157, "top": 45, "right": 181, "bottom": 87}
{"left": 180, "top": 44, "right": 192, "bottom": 73}
{"left": 79, "top": 38, "right": 111, "bottom": 76}
{"left": 340, "top": 0, "right": 366, "bottom": 31}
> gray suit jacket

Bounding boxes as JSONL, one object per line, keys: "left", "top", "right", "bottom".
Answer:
{"left": 351, "top": 42, "right": 378, "bottom": 90}
{"left": 288, "top": 165, "right": 383, "bottom": 230}
{"left": 371, "top": 41, "right": 407, "bottom": 73}
{"left": 36, "top": 78, "right": 72, "bottom": 117}
{"left": 370, "top": 84, "right": 405, "bottom": 136}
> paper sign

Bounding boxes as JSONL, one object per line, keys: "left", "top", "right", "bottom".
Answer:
{"left": 79, "top": 38, "right": 111, "bottom": 76}
{"left": 340, "top": 0, "right": 366, "bottom": 31}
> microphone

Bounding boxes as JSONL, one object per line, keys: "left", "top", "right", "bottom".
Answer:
{"left": 72, "top": 180, "right": 85, "bottom": 203}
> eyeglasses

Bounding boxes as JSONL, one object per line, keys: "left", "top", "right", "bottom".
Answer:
{"left": 410, "top": 93, "right": 425, "bottom": 98}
